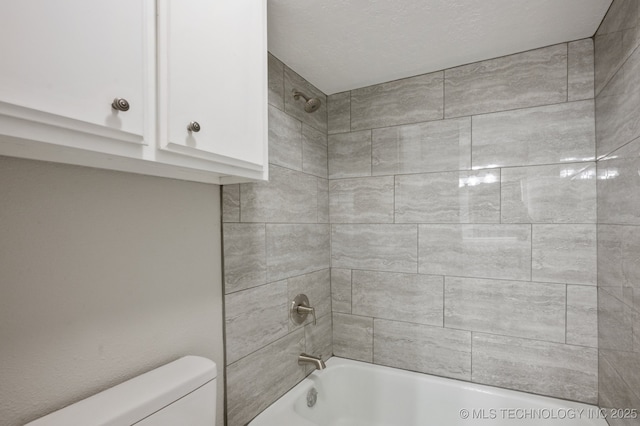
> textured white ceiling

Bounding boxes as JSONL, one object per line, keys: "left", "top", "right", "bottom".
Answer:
{"left": 268, "top": 0, "right": 612, "bottom": 95}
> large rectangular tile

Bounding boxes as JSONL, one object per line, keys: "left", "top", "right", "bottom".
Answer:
{"left": 598, "top": 288, "right": 635, "bottom": 352}
{"left": 501, "top": 163, "right": 597, "bottom": 223}
{"left": 331, "top": 224, "right": 417, "bottom": 273}
{"left": 595, "top": 31, "right": 625, "bottom": 97}
{"left": 225, "top": 281, "right": 288, "bottom": 364}
{"left": 472, "top": 333, "right": 598, "bottom": 403}
{"left": 445, "top": 44, "right": 567, "bottom": 118}
{"left": 418, "top": 224, "right": 531, "bottom": 281}
{"left": 223, "top": 223, "right": 266, "bottom": 294}
{"left": 305, "top": 313, "right": 333, "bottom": 363}
{"left": 594, "top": 0, "right": 640, "bottom": 95}
{"left": 222, "top": 184, "right": 240, "bottom": 223}
{"left": 395, "top": 170, "right": 500, "bottom": 223}
{"left": 227, "top": 330, "right": 306, "bottom": 426}
{"left": 317, "top": 178, "right": 329, "bottom": 223}
{"left": 471, "top": 101, "right": 595, "bottom": 169}
{"left": 332, "top": 313, "right": 373, "bottom": 362}
{"left": 568, "top": 39, "right": 595, "bottom": 101}
{"left": 445, "top": 277, "right": 565, "bottom": 342}
{"left": 352, "top": 271, "right": 443, "bottom": 326}
{"left": 567, "top": 285, "right": 598, "bottom": 347}
{"left": 599, "top": 351, "right": 640, "bottom": 421}
{"left": 600, "top": 349, "right": 640, "bottom": 409}
{"left": 351, "top": 72, "right": 444, "bottom": 131}
{"left": 597, "top": 225, "right": 640, "bottom": 301}
{"left": 288, "top": 269, "right": 331, "bottom": 330}
{"left": 331, "top": 268, "right": 352, "bottom": 314}
{"left": 373, "top": 319, "right": 471, "bottom": 380}
{"left": 328, "top": 130, "right": 372, "bottom": 179}
{"left": 596, "top": 46, "right": 640, "bottom": 157}
{"left": 595, "top": 57, "right": 626, "bottom": 157}
{"left": 268, "top": 53, "right": 284, "bottom": 109}
{"left": 328, "top": 91, "right": 350, "bottom": 134}
{"left": 329, "top": 176, "right": 394, "bottom": 223}
{"left": 598, "top": 138, "right": 640, "bottom": 225}
{"left": 302, "top": 124, "right": 328, "bottom": 178}
{"left": 372, "top": 118, "right": 470, "bottom": 177}
{"left": 284, "top": 66, "right": 327, "bottom": 133}
{"left": 240, "top": 165, "right": 317, "bottom": 223}
{"left": 266, "top": 224, "right": 330, "bottom": 282}
{"left": 532, "top": 224, "right": 597, "bottom": 285}
{"left": 268, "top": 105, "right": 302, "bottom": 171}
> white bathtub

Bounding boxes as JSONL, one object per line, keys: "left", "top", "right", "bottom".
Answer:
{"left": 249, "top": 357, "right": 608, "bottom": 426}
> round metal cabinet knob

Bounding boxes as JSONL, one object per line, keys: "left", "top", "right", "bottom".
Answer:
{"left": 187, "top": 121, "right": 201, "bottom": 132}
{"left": 111, "top": 98, "right": 130, "bottom": 112}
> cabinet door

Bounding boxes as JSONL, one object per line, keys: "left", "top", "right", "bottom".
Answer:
{"left": 0, "top": 0, "right": 146, "bottom": 145}
{"left": 159, "top": 0, "right": 267, "bottom": 171}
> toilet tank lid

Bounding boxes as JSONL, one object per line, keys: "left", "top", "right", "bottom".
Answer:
{"left": 26, "top": 356, "right": 217, "bottom": 426}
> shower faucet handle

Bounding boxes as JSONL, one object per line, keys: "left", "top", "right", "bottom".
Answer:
{"left": 297, "top": 305, "right": 316, "bottom": 326}
{"left": 290, "top": 294, "right": 317, "bottom": 326}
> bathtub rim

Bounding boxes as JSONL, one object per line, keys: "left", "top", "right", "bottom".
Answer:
{"left": 247, "top": 356, "right": 604, "bottom": 425}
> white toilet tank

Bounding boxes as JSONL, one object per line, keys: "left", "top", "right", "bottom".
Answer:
{"left": 26, "top": 356, "right": 217, "bottom": 426}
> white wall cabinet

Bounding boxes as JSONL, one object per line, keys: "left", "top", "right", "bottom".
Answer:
{"left": 0, "top": 0, "right": 147, "bottom": 146}
{"left": 0, "top": 0, "right": 267, "bottom": 184}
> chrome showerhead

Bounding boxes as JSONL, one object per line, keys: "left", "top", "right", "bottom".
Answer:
{"left": 292, "top": 89, "right": 321, "bottom": 113}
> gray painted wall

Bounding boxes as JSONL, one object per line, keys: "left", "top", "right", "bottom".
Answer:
{"left": 327, "top": 40, "right": 598, "bottom": 404}
{"left": 0, "top": 157, "right": 225, "bottom": 426}
{"left": 222, "top": 53, "right": 331, "bottom": 426}
{"left": 594, "top": 0, "right": 640, "bottom": 423}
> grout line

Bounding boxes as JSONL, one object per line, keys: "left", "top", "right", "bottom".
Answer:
{"left": 226, "top": 322, "right": 321, "bottom": 368}
{"left": 224, "top": 267, "right": 330, "bottom": 296}
{"left": 327, "top": 158, "right": 597, "bottom": 181}
{"left": 456, "top": 329, "right": 597, "bottom": 350}
{"left": 325, "top": 221, "right": 598, "bottom": 226}
{"left": 345, "top": 98, "right": 591, "bottom": 134}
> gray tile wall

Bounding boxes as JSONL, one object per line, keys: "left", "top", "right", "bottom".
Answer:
{"left": 595, "top": 1, "right": 640, "bottom": 422}
{"left": 328, "top": 40, "right": 598, "bottom": 404}
{"left": 222, "top": 54, "right": 331, "bottom": 426}
{"left": 225, "top": 36, "right": 604, "bottom": 424}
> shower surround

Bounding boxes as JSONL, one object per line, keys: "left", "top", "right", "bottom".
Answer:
{"left": 594, "top": 0, "right": 640, "bottom": 424}
{"left": 327, "top": 39, "right": 598, "bottom": 405}
{"left": 223, "top": 39, "right": 601, "bottom": 425}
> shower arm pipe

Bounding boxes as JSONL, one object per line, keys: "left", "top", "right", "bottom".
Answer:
{"left": 292, "top": 90, "right": 310, "bottom": 101}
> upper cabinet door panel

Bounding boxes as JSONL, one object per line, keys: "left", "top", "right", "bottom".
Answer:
{"left": 0, "top": 0, "right": 145, "bottom": 141}
{"left": 162, "top": 0, "right": 266, "bottom": 167}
